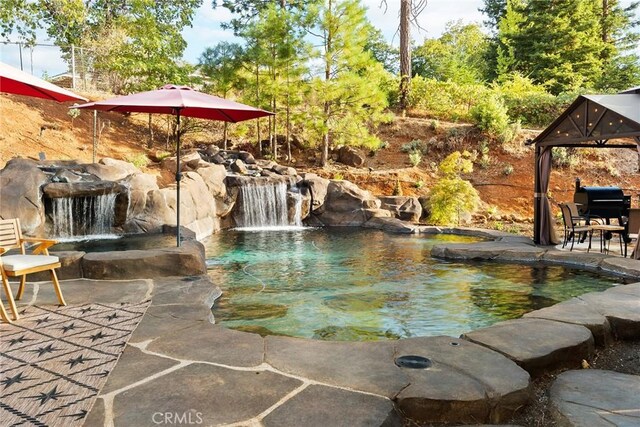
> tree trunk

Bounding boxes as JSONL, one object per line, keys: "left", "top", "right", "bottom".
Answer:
{"left": 602, "top": 0, "right": 610, "bottom": 45}
{"left": 256, "top": 63, "right": 262, "bottom": 156}
{"left": 399, "top": 0, "right": 412, "bottom": 114}
{"left": 321, "top": 0, "right": 333, "bottom": 168}
{"left": 147, "top": 113, "right": 154, "bottom": 148}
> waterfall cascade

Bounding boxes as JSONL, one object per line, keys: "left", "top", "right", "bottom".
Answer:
{"left": 51, "top": 194, "right": 118, "bottom": 238}
{"left": 235, "top": 181, "right": 302, "bottom": 229}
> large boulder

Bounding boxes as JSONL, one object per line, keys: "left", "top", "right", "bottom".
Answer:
{"left": 85, "top": 158, "right": 138, "bottom": 181}
{"left": 0, "top": 158, "right": 48, "bottom": 235}
{"left": 161, "top": 151, "right": 207, "bottom": 173}
{"left": 125, "top": 172, "right": 159, "bottom": 223}
{"left": 230, "top": 159, "right": 249, "bottom": 175}
{"left": 300, "top": 173, "right": 330, "bottom": 213}
{"left": 130, "top": 171, "right": 218, "bottom": 238}
{"left": 313, "top": 180, "right": 381, "bottom": 226}
{"left": 273, "top": 164, "right": 297, "bottom": 176}
{"left": 379, "top": 196, "right": 423, "bottom": 223}
{"left": 336, "top": 146, "right": 365, "bottom": 167}
{"left": 324, "top": 180, "right": 380, "bottom": 212}
{"left": 82, "top": 240, "right": 207, "bottom": 279}
{"left": 42, "top": 181, "right": 126, "bottom": 198}
{"left": 196, "top": 164, "right": 227, "bottom": 200}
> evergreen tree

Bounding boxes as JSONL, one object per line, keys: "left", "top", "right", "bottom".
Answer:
{"left": 310, "top": 0, "right": 389, "bottom": 166}
{"left": 596, "top": 0, "right": 640, "bottom": 90}
{"left": 412, "top": 21, "right": 490, "bottom": 84}
{"left": 506, "top": 0, "right": 606, "bottom": 94}
{"left": 199, "top": 42, "right": 245, "bottom": 148}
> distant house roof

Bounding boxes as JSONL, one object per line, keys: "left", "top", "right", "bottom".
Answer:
{"left": 528, "top": 93, "right": 640, "bottom": 148}
{"left": 620, "top": 86, "right": 640, "bottom": 94}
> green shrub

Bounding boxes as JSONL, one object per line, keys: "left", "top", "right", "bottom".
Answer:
{"left": 333, "top": 172, "right": 344, "bottom": 180}
{"left": 469, "top": 96, "right": 515, "bottom": 143}
{"left": 503, "top": 163, "right": 514, "bottom": 175}
{"left": 393, "top": 179, "right": 403, "bottom": 196}
{"left": 156, "top": 151, "right": 171, "bottom": 161}
{"left": 429, "top": 119, "right": 439, "bottom": 131}
{"left": 68, "top": 107, "right": 81, "bottom": 126}
{"left": 477, "top": 140, "right": 491, "bottom": 169}
{"left": 414, "top": 180, "right": 424, "bottom": 189}
{"left": 428, "top": 151, "right": 480, "bottom": 226}
{"left": 401, "top": 139, "right": 429, "bottom": 154}
{"left": 407, "top": 76, "right": 491, "bottom": 122}
{"left": 126, "top": 153, "right": 150, "bottom": 169}
{"left": 408, "top": 151, "right": 422, "bottom": 167}
{"left": 552, "top": 147, "right": 578, "bottom": 168}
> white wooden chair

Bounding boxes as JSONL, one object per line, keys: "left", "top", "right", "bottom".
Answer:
{"left": 0, "top": 218, "right": 66, "bottom": 323}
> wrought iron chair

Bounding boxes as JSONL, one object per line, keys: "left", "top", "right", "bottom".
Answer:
{"left": 559, "top": 203, "right": 593, "bottom": 251}
{"left": 626, "top": 208, "right": 640, "bottom": 256}
{"left": 0, "top": 218, "right": 66, "bottom": 323}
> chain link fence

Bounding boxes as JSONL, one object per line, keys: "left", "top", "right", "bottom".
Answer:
{"left": 1, "top": 41, "right": 111, "bottom": 92}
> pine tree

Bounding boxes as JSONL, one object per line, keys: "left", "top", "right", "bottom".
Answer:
{"left": 311, "top": 0, "right": 389, "bottom": 167}
{"left": 596, "top": 0, "right": 640, "bottom": 91}
{"left": 506, "top": 0, "right": 606, "bottom": 94}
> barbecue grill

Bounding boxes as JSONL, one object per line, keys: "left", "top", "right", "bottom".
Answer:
{"left": 574, "top": 185, "right": 630, "bottom": 225}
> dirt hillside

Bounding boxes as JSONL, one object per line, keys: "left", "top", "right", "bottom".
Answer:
{"left": 1, "top": 92, "right": 639, "bottom": 232}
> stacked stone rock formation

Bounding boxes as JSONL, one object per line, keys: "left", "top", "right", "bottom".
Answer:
{"left": 0, "top": 151, "right": 426, "bottom": 238}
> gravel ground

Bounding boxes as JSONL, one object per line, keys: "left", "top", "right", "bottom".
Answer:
{"left": 507, "top": 340, "right": 640, "bottom": 427}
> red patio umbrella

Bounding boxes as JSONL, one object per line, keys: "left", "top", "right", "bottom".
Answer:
{"left": 0, "top": 61, "right": 88, "bottom": 102}
{"left": 74, "top": 84, "right": 274, "bottom": 246}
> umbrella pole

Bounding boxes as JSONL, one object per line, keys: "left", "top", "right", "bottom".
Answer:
{"left": 176, "top": 110, "right": 182, "bottom": 247}
{"left": 93, "top": 110, "right": 97, "bottom": 163}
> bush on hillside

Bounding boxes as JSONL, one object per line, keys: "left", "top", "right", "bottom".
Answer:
{"left": 428, "top": 151, "right": 480, "bottom": 225}
{"left": 407, "top": 77, "right": 491, "bottom": 122}
{"left": 469, "top": 96, "right": 519, "bottom": 143}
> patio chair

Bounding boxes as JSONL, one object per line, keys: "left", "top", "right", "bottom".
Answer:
{"left": 627, "top": 208, "right": 640, "bottom": 246}
{"left": 0, "top": 248, "right": 13, "bottom": 323}
{"left": 0, "top": 218, "right": 66, "bottom": 322}
{"left": 559, "top": 203, "right": 593, "bottom": 251}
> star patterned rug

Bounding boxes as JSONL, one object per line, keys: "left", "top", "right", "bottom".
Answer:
{"left": 0, "top": 301, "right": 150, "bottom": 426}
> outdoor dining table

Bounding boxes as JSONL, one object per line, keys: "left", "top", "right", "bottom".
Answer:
{"left": 589, "top": 224, "right": 627, "bottom": 256}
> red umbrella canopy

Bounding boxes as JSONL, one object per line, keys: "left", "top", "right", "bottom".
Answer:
{"left": 0, "top": 61, "right": 88, "bottom": 102}
{"left": 74, "top": 84, "right": 273, "bottom": 122}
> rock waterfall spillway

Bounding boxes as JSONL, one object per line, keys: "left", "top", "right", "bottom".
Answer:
{"left": 51, "top": 193, "right": 118, "bottom": 238}
{"left": 234, "top": 181, "right": 302, "bottom": 229}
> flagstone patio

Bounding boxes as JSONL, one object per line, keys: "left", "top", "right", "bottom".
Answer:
{"left": 2, "top": 259, "right": 640, "bottom": 426}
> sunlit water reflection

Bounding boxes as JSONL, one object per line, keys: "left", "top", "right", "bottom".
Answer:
{"left": 203, "top": 228, "right": 623, "bottom": 341}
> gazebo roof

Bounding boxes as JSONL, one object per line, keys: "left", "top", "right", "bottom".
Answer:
{"left": 529, "top": 93, "right": 640, "bottom": 148}
{"left": 620, "top": 86, "right": 640, "bottom": 94}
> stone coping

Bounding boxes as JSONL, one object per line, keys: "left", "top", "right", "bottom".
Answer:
{"left": 429, "top": 233, "right": 640, "bottom": 279}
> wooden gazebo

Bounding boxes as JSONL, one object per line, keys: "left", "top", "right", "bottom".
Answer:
{"left": 527, "top": 91, "right": 640, "bottom": 245}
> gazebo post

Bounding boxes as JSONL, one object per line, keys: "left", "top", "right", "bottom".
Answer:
{"left": 533, "top": 145, "right": 541, "bottom": 245}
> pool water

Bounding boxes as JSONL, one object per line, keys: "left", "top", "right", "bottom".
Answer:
{"left": 204, "top": 228, "right": 621, "bottom": 341}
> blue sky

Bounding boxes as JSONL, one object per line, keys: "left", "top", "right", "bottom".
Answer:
{"left": 182, "top": 0, "right": 489, "bottom": 63}
{"left": 1, "top": 0, "right": 637, "bottom": 78}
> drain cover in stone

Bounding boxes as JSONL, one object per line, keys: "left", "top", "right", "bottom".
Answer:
{"left": 0, "top": 301, "right": 150, "bottom": 426}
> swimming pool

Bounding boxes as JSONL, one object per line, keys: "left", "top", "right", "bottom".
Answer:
{"left": 204, "top": 228, "right": 621, "bottom": 341}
